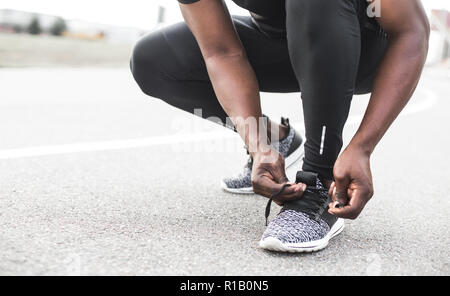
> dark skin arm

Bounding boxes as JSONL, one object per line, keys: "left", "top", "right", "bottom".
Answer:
{"left": 179, "top": 0, "right": 307, "bottom": 204}
{"left": 180, "top": 0, "right": 430, "bottom": 212}
{"left": 328, "top": 0, "right": 430, "bottom": 219}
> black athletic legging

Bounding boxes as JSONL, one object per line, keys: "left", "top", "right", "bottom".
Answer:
{"left": 130, "top": 0, "right": 388, "bottom": 180}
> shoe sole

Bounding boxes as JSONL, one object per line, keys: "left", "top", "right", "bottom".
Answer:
{"left": 220, "top": 138, "right": 305, "bottom": 194}
{"left": 258, "top": 218, "right": 345, "bottom": 253}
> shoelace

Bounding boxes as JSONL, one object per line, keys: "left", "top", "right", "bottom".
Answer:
{"left": 265, "top": 183, "right": 291, "bottom": 226}
{"left": 264, "top": 183, "right": 330, "bottom": 226}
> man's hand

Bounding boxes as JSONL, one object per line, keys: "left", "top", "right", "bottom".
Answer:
{"left": 328, "top": 144, "right": 374, "bottom": 219}
{"left": 251, "top": 147, "right": 306, "bottom": 205}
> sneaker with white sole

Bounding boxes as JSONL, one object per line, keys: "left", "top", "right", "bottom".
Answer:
{"left": 259, "top": 171, "right": 344, "bottom": 253}
{"left": 221, "top": 117, "right": 304, "bottom": 194}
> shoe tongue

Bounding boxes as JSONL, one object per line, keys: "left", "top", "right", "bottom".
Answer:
{"left": 296, "top": 171, "right": 318, "bottom": 186}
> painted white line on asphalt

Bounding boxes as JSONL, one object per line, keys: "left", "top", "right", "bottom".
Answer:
{"left": 340, "top": 88, "right": 438, "bottom": 127}
{"left": 0, "top": 131, "right": 236, "bottom": 160}
{"left": 0, "top": 89, "right": 437, "bottom": 160}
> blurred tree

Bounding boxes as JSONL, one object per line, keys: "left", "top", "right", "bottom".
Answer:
{"left": 27, "top": 17, "right": 42, "bottom": 35}
{"left": 50, "top": 17, "right": 68, "bottom": 36}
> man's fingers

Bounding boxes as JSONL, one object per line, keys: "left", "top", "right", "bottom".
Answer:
{"left": 273, "top": 183, "right": 307, "bottom": 205}
{"left": 268, "top": 182, "right": 305, "bottom": 198}
{"left": 252, "top": 174, "right": 307, "bottom": 204}
{"left": 273, "top": 161, "right": 288, "bottom": 184}
{"left": 328, "top": 188, "right": 367, "bottom": 219}
{"left": 328, "top": 204, "right": 357, "bottom": 219}
{"left": 333, "top": 174, "right": 350, "bottom": 206}
{"left": 277, "top": 183, "right": 305, "bottom": 195}
{"left": 252, "top": 175, "right": 291, "bottom": 197}
{"left": 328, "top": 182, "right": 336, "bottom": 197}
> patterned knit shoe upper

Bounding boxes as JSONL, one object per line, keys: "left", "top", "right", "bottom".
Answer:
{"left": 262, "top": 210, "right": 330, "bottom": 244}
{"left": 262, "top": 172, "right": 335, "bottom": 244}
{"left": 222, "top": 124, "right": 296, "bottom": 190}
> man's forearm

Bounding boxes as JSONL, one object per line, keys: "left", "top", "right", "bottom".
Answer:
{"left": 206, "top": 53, "right": 270, "bottom": 154}
{"left": 179, "top": 0, "right": 270, "bottom": 155}
{"left": 351, "top": 31, "right": 429, "bottom": 155}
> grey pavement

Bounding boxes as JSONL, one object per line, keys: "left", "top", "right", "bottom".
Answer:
{"left": 0, "top": 67, "right": 449, "bottom": 275}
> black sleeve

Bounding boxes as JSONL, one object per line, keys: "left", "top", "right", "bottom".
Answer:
{"left": 178, "top": 0, "right": 200, "bottom": 4}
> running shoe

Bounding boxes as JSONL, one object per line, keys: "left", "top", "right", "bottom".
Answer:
{"left": 221, "top": 117, "right": 304, "bottom": 194}
{"left": 259, "top": 171, "right": 344, "bottom": 253}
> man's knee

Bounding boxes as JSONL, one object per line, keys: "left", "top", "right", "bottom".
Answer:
{"left": 130, "top": 33, "right": 167, "bottom": 98}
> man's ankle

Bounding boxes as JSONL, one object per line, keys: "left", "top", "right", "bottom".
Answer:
{"left": 267, "top": 119, "right": 289, "bottom": 142}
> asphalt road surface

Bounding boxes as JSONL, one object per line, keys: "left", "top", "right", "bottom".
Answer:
{"left": 0, "top": 67, "right": 449, "bottom": 275}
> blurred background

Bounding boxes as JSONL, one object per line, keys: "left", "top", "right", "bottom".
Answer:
{"left": 0, "top": 0, "right": 449, "bottom": 67}
{"left": 0, "top": 1, "right": 449, "bottom": 276}
{"left": 0, "top": 0, "right": 249, "bottom": 67}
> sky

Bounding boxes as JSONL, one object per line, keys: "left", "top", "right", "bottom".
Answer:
{"left": 1, "top": 0, "right": 449, "bottom": 29}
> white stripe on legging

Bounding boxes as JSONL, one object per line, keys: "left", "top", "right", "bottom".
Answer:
{"left": 320, "top": 126, "right": 326, "bottom": 155}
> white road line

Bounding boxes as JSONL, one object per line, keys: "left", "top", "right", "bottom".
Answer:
{"left": 0, "top": 89, "right": 437, "bottom": 160}
{"left": 0, "top": 131, "right": 236, "bottom": 160}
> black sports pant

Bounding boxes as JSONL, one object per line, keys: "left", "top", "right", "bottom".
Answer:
{"left": 130, "top": 0, "right": 388, "bottom": 180}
